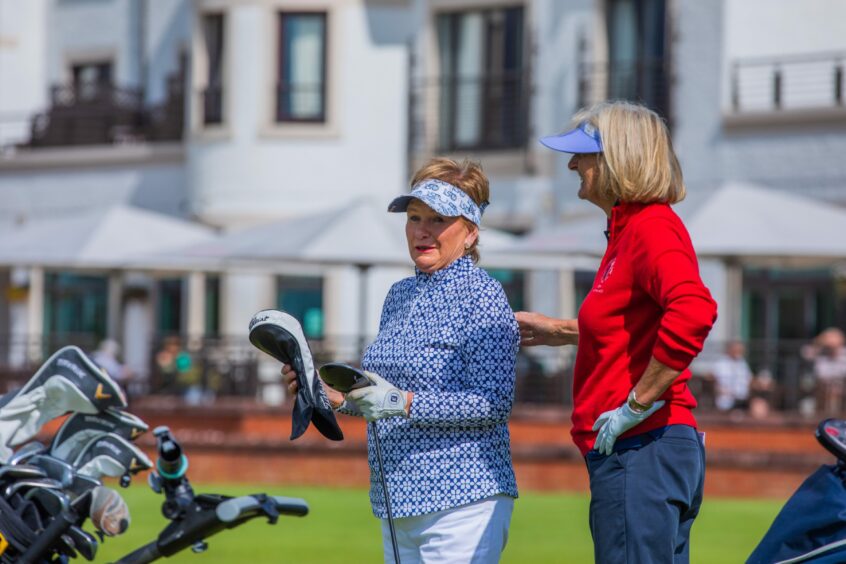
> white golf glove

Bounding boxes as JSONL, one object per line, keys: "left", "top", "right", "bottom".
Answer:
{"left": 592, "top": 399, "right": 665, "bottom": 455}
{"left": 346, "top": 371, "right": 408, "bottom": 421}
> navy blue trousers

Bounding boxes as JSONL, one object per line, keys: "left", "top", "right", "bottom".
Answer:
{"left": 585, "top": 425, "right": 706, "bottom": 564}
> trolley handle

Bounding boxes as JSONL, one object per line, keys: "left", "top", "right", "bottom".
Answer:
{"left": 215, "top": 495, "right": 309, "bottom": 523}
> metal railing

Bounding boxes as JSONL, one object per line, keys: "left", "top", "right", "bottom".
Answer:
{"left": 577, "top": 59, "right": 671, "bottom": 121}
{"left": 1, "top": 334, "right": 838, "bottom": 416}
{"left": 730, "top": 51, "right": 846, "bottom": 113}
{"left": 20, "top": 81, "right": 185, "bottom": 148}
{"left": 408, "top": 72, "right": 531, "bottom": 155}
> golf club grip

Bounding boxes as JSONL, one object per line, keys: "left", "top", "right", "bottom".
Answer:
{"left": 111, "top": 541, "right": 161, "bottom": 564}
{"left": 215, "top": 495, "right": 309, "bottom": 522}
{"left": 19, "top": 509, "right": 77, "bottom": 562}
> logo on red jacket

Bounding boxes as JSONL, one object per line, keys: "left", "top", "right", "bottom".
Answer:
{"left": 593, "top": 257, "right": 616, "bottom": 294}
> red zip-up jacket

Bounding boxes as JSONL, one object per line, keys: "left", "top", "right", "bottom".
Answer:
{"left": 572, "top": 202, "right": 718, "bottom": 456}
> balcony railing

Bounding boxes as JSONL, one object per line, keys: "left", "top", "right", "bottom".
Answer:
{"left": 730, "top": 52, "right": 846, "bottom": 113}
{"left": 409, "top": 72, "right": 531, "bottom": 156}
{"left": 24, "top": 80, "right": 185, "bottom": 148}
{"left": 577, "top": 58, "right": 671, "bottom": 121}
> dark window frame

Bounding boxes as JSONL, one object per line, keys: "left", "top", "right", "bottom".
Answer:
{"left": 201, "top": 12, "right": 225, "bottom": 126}
{"left": 276, "top": 11, "right": 329, "bottom": 124}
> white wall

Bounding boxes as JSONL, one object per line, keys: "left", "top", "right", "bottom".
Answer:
{"left": 0, "top": 0, "right": 48, "bottom": 147}
{"left": 0, "top": 158, "right": 189, "bottom": 221}
{"left": 188, "top": 1, "right": 409, "bottom": 226}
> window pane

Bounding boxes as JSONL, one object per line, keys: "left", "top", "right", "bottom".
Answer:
{"left": 202, "top": 13, "right": 225, "bottom": 124}
{"left": 44, "top": 273, "right": 108, "bottom": 348}
{"left": 277, "top": 276, "right": 324, "bottom": 338}
{"left": 278, "top": 13, "right": 326, "bottom": 122}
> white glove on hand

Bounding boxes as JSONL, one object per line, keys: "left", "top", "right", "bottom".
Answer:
{"left": 346, "top": 371, "right": 408, "bottom": 422}
{"left": 592, "top": 400, "right": 665, "bottom": 455}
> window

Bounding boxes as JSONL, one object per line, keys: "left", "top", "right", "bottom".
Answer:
{"left": 277, "top": 276, "right": 324, "bottom": 338}
{"left": 202, "top": 13, "right": 225, "bottom": 125}
{"left": 44, "top": 273, "right": 108, "bottom": 347}
{"left": 606, "top": 0, "right": 669, "bottom": 118}
{"left": 277, "top": 13, "right": 327, "bottom": 122}
{"left": 205, "top": 275, "right": 220, "bottom": 337}
{"left": 436, "top": 6, "right": 526, "bottom": 151}
{"left": 70, "top": 61, "right": 112, "bottom": 101}
{"left": 157, "top": 278, "right": 183, "bottom": 335}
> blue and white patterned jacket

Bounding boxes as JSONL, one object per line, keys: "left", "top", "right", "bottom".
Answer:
{"left": 361, "top": 255, "right": 519, "bottom": 519}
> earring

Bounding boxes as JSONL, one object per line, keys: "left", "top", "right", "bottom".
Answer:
{"left": 464, "top": 242, "right": 471, "bottom": 250}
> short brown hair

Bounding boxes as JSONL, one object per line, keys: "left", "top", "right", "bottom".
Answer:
{"left": 410, "top": 157, "right": 489, "bottom": 262}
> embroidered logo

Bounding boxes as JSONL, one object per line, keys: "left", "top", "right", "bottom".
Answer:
{"left": 592, "top": 257, "right": 617, "bottom": 294}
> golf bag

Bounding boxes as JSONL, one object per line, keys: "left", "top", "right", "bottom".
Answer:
{"left": 748, "top": 419, "right": 846, "bottom": 564}
{"left": 0, "top": 346, "right": 309, "bottom": 563}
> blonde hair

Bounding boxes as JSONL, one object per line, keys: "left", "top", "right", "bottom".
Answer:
{"left": 410, "top": 157, "right": 489, "bottom": 262}
{"left": 572, "top": 101, "right": 685, "bottom": 204}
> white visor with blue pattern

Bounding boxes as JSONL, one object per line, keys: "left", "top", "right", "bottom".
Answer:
{"left": 388, "top": 179, "right": 487, "bottom": 226}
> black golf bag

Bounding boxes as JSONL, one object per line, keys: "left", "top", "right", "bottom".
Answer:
{"left": 747, "top": 419, "right": 846, "bottom": 564}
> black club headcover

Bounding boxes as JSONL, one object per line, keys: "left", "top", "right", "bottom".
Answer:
{"left": 248, "top": 309, "right": 343, "bottom": 441}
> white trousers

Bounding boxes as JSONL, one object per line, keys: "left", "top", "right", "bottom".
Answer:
{"left": 381, "top": 495, "right": 514, "bottom": 564}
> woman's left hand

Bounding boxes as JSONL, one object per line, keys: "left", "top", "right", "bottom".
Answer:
{"left": 347, "top": 371, "right": 412, "bottom": 421}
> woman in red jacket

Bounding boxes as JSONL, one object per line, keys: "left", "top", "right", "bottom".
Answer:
{"left": 517, "top": 101, "right": 717, "bottom": 563}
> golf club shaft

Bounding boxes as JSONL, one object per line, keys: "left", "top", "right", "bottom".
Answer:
{"left": 371, "top": 421, "right": 400, "bottom": 564}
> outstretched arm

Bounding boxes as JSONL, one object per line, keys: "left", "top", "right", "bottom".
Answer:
{"left": 515, "top": 312, "right": 579, "bottom": 347}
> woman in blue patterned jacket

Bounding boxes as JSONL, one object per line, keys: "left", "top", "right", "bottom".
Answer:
{"left": 283, "top": 157, "right": 519, "bottom": 563}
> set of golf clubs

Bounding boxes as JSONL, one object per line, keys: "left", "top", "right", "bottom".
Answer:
{"left": 0, "top": 345, "right": 310, "bottom": 563}
{"left": 0, "top": 404, "right": 152, "bottom": 562}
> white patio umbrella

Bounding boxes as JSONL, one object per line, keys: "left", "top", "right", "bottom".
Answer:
{"left": 686, "top": 182, "right": 846, "bottom": 265}
{"left": 0, "top": 204, "right": 216, "bottom": 268}
{"left": 138, "top": 198, "right": 522, "bottom": 340}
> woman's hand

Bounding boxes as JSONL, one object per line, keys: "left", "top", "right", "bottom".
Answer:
{"left": 280, "top": 363, "right": 345, "bottom": 409}
{"left": 514, "top": 312, "right": 579, "bottom": 346}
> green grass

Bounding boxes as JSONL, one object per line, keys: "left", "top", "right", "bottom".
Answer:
{"left": 93, "top": 484, "right": 786, "bottom": 563}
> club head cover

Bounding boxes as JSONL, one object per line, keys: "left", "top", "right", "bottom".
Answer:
{"left": 73, "top": 433, "right": 153, "bottom": 481}
{"left": 0, "top": 345, "right": 127, "bottom": 412}
{"left": 89, "top": 485, "right": 130, "bottom": 536}
{"left": 249, "top": 309, "right": 343, "bottom": 441}
{"left": 318, "top": 363, "right": 373, "bottom": 394}
{"left": 50, "top": 409, "right": 149, "bottom": 463}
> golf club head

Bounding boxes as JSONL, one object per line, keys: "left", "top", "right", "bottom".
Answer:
{"left": 68, "top": 474, "right": 102, "bottom": 500}
{"left": 8, "top": 442, "right": 47, "bottom": 465}
{"left": 67, "top": 525, "right": 98, "bottom": 561}
{"left": 28, "top": 454, "right": 74, "bottom": 488}
{"left": 318, "top": 363, "right": 373, "bottom": 394}
{"left": 24, "top": 486, "right": 70, "bottom": 517}
{"left": 4, "top": 477, "right": 63, "bottom": 498}
{"left": 73, "top": 433, "right": 152, "bottom": 481}
{"left": 249, "top": 309, "right": 343, "bottom": 441}
{"left": 0, "top": 464, "right": 48, "bottom": 481}
{"left": 50, "top": 409, "right": 149, "bottom": 463}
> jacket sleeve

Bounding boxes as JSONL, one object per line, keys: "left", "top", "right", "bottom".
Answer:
{"left": 632, "top": 217, "right": 718, "bottom": 371}
{"left": 409, "top": 280, "right": 519, "bottom": 428}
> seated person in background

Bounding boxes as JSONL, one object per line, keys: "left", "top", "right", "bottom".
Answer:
{"left": 802, "top": 327, "right": 846, "bottom": 415}
{"left": 749, "top": 369, "right": 776, "bottom": 419}
{"left": 712, "top": 340, "right": 752, "bottom": 412}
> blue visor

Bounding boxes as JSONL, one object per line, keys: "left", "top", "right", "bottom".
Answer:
{"left": 540, "top": 121, "right": 602, "bottom": 153}
{"left": 388, "top": 179, "right": 486, "bottom": 226}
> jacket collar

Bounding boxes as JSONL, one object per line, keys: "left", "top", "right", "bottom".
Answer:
{"left": 606, "top": 201, "right": 662, "bottom": 241}
{"left": 415, "top": 255, "right": 474, "bottom": 284}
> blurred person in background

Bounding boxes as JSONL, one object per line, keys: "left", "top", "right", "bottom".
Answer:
{"left": 283, "top": 158, "right": 519, "bottom": 563}
{"left": 801, "top": 327, "right": 846, "bottom": 415}
{"left": 515, "top": 102, "right": 717, "bottom": 563}
{"left": 711, "top": 340, "right": 752, "bottom": 412}
{"left": 92, "top": 339, "right": 135, "bottom": 391}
